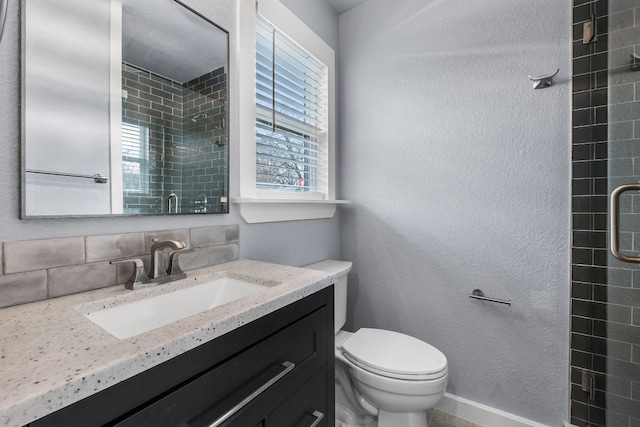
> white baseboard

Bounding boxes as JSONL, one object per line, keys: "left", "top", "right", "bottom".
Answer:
{"left": 435, "top": 393, "right": 553, "bottom": 427}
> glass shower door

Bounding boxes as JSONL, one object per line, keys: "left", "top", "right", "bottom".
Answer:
{"left": 603, "top": 1, "right": 640, "bottom": 425}
{"left": 571, "top": 1, "right": 640, "bottom": 426}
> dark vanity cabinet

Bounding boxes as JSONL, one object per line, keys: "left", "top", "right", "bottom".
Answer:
{"left": 29, "top": 287, "right": 334, "bottom": 427}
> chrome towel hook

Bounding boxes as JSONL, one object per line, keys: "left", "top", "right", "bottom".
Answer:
{"left": 0, "top": 0, "right": 8, "bottom": 44}
{"left": 527, "top": 68, "right": 559, "bottom": 89}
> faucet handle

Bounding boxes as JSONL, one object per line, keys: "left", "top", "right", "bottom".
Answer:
{"left": 150, "top": 239, "right": 186, "bottom": 251}
{"left": 110, "top": 258, "right": 146, "bottom": 290}
{"left": 167, "top": 248, "right": 196, "bottom": 276}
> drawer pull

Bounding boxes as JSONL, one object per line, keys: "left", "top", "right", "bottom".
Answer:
{"left": 207, "top": 361, "right": 296, "bottom": 427}
{"left": 309, "top": 410, "right": 324, "bottom": 427}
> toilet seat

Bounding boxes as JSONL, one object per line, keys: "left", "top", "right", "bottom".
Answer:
{"left": 340, "top": 328, "right": 448, "bottom": 381}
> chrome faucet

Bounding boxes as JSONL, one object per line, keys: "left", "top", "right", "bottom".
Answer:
{"left": 168, "top": 193, "right": 179, "bottom": 213}
{"left": 110, "top": 239, "right": 194, "bottom": 290}
{"left": 149, "top": 239, "right": 185, "bottom": 279}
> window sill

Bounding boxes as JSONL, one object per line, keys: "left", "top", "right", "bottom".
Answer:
{"left": 231, "top": 198, "right": 351, "bottom": 223}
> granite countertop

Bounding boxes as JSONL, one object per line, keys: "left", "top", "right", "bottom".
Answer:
{"left": 0, "top": 260, "right": 332, "bottom": 427}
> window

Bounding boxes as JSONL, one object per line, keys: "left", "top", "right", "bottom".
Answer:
{"left": 235, "top": 0, "right": 347, "bottom": 223}
{"left": 121, "top": 122, "right": 149, "bottom": 193}
{"left": 255, "top": 16, "right": 328, "bottom": 198}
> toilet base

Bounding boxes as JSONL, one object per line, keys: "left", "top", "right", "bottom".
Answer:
{"left": 378, "top": 409, "right": 428, "bottom": 427}
{"left": 336, "top": 402, "right": 376, "bottom": 427}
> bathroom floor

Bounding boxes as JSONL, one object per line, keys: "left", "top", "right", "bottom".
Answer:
{"left": 427, "top": 409, "right": 484, "bottom": 427}
{"left": 336, "top": 410, "right": 483, "bottom": 427}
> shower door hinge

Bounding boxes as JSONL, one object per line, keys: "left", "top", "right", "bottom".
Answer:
{"left": 581, "top": 369, "right": 596, "bottom": 401}
{"left": 582, "top": 17, "right": 596, "bottom": 44}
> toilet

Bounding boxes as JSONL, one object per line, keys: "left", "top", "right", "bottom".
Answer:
{"left": 305, "top": 260, "right": 448, "bottom": 427}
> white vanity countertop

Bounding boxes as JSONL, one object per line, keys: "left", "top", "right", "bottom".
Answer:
{"left": 0, "top": 260, "right": 332, "bottom": 427}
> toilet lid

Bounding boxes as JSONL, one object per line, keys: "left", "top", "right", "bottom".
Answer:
{"left": 340, "top": 328, "right": 447, "bottom": 379}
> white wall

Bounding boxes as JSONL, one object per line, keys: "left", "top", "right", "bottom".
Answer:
{"left": 338, "top": 0, "right": 571, "bottom": 425}
{"left": 23, "top": 0, "right": 112, "bottom": 216}
{"left": 279, "top": 0, "right": 338, "bottom": 50}
{"left": 0, "top": 0, "right": 339, "bottom": 265}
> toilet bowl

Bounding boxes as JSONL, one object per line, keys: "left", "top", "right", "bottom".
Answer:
{"left": 304, "top": 260, "right": 448, "bottom": 427}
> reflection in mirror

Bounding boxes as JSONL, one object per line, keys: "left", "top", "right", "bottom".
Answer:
{"left": 21, "top": 0, "right": 229, "bottom": 217}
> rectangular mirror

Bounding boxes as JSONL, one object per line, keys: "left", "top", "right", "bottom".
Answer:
{"left": 21, "top": 0, "right": 229, "bottom": 217}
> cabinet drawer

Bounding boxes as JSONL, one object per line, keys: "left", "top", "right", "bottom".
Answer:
{"left": 114, "top": 307, "right": 327, "bottom": 427}
{"left": 226, "top": 367, "right": 328, "bottom": 427}
{"left": 265, "top": 367, "right": 328, "bottom": 427}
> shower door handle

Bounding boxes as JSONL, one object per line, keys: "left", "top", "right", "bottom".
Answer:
{"left": 610, "top": 184, "right": 640, "bottom": 263}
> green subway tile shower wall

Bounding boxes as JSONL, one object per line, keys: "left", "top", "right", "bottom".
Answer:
{"left": 121, "top": 64, "right": 227, "bottom": 214}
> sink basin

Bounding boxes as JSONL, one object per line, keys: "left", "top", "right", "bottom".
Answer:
{"left": 85, "top": 277, "right": 267, "bottom": 339}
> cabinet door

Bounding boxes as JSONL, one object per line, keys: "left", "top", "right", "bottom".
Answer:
{"left": 113, "top": 308, "right": 326, "bottom": 427}
{"left": 265, "top": 367, "right": 328, "bottom": 427}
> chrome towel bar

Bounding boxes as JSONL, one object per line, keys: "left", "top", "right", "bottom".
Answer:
{"left": 632, "top": 53, "right": 640, "bottom": 71}
{"left": 469, "top": 289, "right": 511, "bottom": 306}
{"left": 26, "top": 169, "right": 108, "bottom": 183}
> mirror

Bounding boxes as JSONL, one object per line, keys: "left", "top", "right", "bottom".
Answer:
{"left": 21, "top": 0, "right": 229, "bottom": 217}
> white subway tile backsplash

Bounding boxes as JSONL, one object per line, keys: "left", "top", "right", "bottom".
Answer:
{"left": 0, "top": 225, "right": 240, "bottom": 308}
{"left": 86, "top": 233, "right": 146, "bottom": 263}
{"left": 0, "top": 271, "right": 47, "bottom": 308}
{"left": 225, "top": 225, "right": 239, "bottom": 242}
{"left": 179, "top": 247, "right": 210, "bottom": 271}
{"left": 4, "top": 237, "right": 85, "bottom": 274}
{"left": 190, "top": 225, "right": 239, "bottom": 247}
{"left": 209, "top": 243, "right": 239, "bottom": 265}
{"left": 48, "top": 262, "right": 117, "bottom": 298}
{"left": 190, "top": 226, "right": 226, "bottom": 247}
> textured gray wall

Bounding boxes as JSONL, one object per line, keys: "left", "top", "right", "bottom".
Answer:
{"left": 0, "top": 0, "right": 339, "bottom": 266}
{"left": 338, "top": 0, "right": 571, "bottom": 425}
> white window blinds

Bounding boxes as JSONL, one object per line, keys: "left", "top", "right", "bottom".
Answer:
{"left": 255, "top": 16, "right": 328, "bottom": 196}
{"left": 121, "top": 122, "right": 149, "bottom": 193}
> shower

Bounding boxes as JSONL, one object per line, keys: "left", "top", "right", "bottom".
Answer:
{"left": 570, "top": 0, "right": 640, "bottom": 425}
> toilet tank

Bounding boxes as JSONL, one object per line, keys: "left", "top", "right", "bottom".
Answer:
{"left": 304, "top": 260, "right": 352, "bottom": 333}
